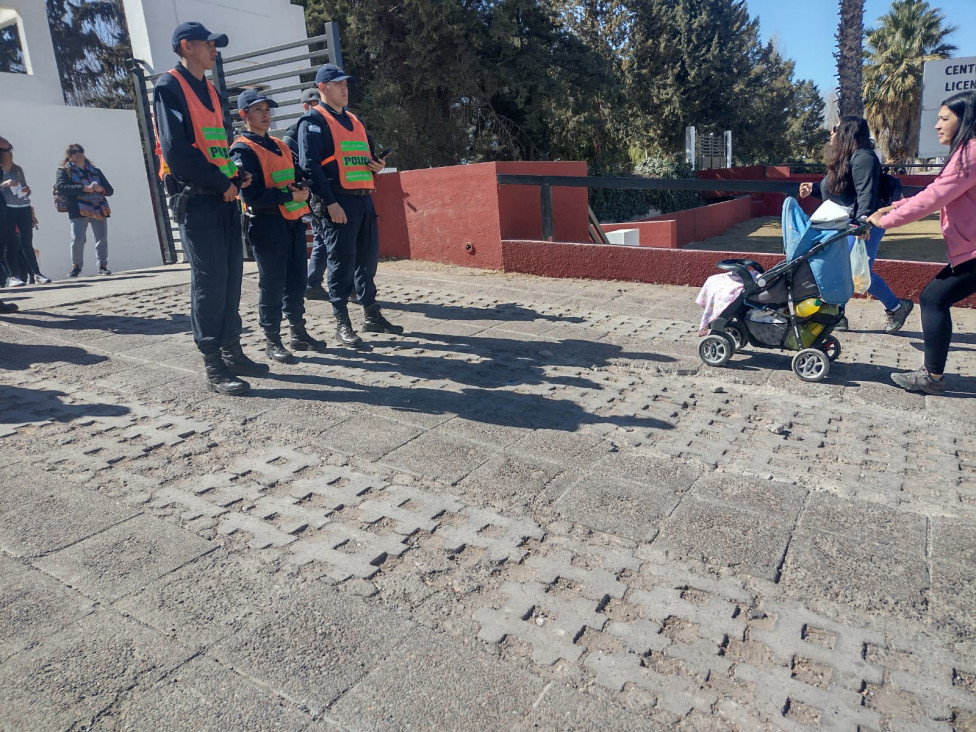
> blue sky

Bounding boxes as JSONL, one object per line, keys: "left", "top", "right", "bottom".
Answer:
{"left": 744, "top": 0, "right": 975, "bottom": 99}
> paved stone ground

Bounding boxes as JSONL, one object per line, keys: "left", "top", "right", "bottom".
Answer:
{"left": 1, "top": 260, "right": 975, "bottom": 731}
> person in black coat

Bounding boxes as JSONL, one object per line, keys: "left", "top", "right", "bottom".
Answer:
{"left": 54, "top": 144, "right": 114, "bottom": 277}
{"left": 799, "top": 116, "right": 913, "bottom": 333}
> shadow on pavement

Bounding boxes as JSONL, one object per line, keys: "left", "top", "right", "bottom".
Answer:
{"left": 0, "top": 310, "right": 190, "bottom": 337}
{"left": 0, "top": 342, "right": 110, "bottom": 371}
{"left": 384, "top": 301, "right": 586, "bottom": 324}
{"left": 0, "top": 384, "right": 131, "bottom": 425}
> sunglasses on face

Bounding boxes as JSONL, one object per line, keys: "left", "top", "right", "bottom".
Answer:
{"left": 831, "top": 126, "right": 838, "bottom": 134}
{"left": 0, "top": 146, "right": 12, "bottom": 152}
{"left": 69, "top": 149, "right": 84, "bottom": 154}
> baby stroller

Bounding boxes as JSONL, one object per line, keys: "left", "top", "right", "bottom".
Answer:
{"left": 698, "top": 197, "right": 869, "bottom": 382}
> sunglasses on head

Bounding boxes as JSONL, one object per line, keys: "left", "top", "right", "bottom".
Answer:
{"left": 69, "top": 148, "right": 84, "bottom": 154}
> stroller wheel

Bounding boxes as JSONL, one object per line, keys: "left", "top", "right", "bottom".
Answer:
{"left": 792, "top": 348, "right": 830, "bottom": 382}
{"left": 822, "top": 336, "right": 841, "bottom": 361}
{"left": 723, "top": 323, "right": 746, "bottom": 352}
{"left": 699, "top": 333, "right": 735, "bottom": 367}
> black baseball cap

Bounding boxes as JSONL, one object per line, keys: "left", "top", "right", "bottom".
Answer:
{"left": 315, "top": 64, "right": 354, "bottom": 85}
{"left": 301, "top": 87, "right": 321, "bottom": 104}
{"left": 237, "top": 89, "right": 279, "bottom": 111}
{"left": 172, "top": 22, "right": 228, "bottom": 51}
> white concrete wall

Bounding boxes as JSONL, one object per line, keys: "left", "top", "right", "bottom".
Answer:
{"left": 0, "top": 0, "right": 66, "bottom": 105}
{"left": 2, "top": 103, "right": 161, "bottom": 276}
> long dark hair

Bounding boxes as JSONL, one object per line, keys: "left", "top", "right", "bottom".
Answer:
{"left": 825, "top": 116, "right": 874, "bottom": 196}
{"left": 941, "top": 91, "right": 976, "bottom": 176}
{"left": 60, "top": 144, "right": 92, "bottom": 168}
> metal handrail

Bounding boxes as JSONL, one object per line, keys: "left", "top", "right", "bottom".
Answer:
{"left": 221, "top": 48, "right": 332, "bottom": 78}
{"left": 496, "top": 174, "right": 923, "bottom": 242}
{"left": 223, "top": 67, "right": 318, "bottom": 89}
{"left": 221, "top": 32, "right": 334, "bottom": 63}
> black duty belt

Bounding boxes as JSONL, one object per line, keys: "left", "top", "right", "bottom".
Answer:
{"left": 331, "top": 187, "right": 372, "bottom": 198}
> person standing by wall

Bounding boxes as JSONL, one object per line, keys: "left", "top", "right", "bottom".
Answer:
{"left": 799, "top": 116, "right": 912, "bottom": 333}
{"left": 0, "top": 137, "right": 49, "bottom": 285}
{"left": 297, "top": 63, "right": 401, "bottom": 347}
{"left": 868, "top": 91, "right": 976, "bottom": 394}
{"left": 154, "top": 21, "right": 267, "bottom": 396}
{"left": 231, "top": 89, "right": 328, "bottom": 364}
{"left": 54, "top": 144, "right": 113, "bottom": 278}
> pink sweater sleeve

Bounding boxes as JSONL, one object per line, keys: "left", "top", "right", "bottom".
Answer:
{"left": 880, "top": 141, "right": 976, "bottom": 229}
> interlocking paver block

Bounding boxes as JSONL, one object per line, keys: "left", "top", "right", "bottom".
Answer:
{"left": 751, "top": 600, "right": 885, "bottom": 688}
{"left": 628, "top": 587, "right": 746, "bottom": 645}
{"left": 735, "top": 662, "right": 881, "bottom": 731}
{"left": 217, "top": 512, "right": 297, "bottom": 549}
{"left": 150, "top": 487, "right": 228, "bottom": 521}
{"left": 286, "top": 524, "right": 408, "bottom": 581}
{"left": 524, "top": 551, "right": 629, "bottom": 600}
{"left": 435, "top": 507, "right": 544, "bottom": 563}
{"left": 119, "top": 415, "right": 213, "bottom": 448}
{"left": 585, "top": 651, "right": 717, "bottom": 715}
{"left": 44, "top": 438, "right": 147, "bottom": 472}
{"left": 357, "top": 485, "right": 463, "bottom": 536}
{"left": 228, "top": 447, "right": 319, "bottom": 486}
{"left": 288, "top": 467, "right": 385, "bottom": 510}
{"left": 473, "top": 581, "right": 605, "bottom": 665}
{"left": 252, "top": 495, "right": 329, "bottom": 535}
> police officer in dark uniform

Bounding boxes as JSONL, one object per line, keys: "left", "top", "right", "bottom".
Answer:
{"left": 230, "top": 89, "right": 328, "bottom": 363}
{"left": 282, "top": 87, "right": 331, "bottom": 302}
{"left": 297, "top": 64, "right": 402, "bottom": 346}
{"left": 154, "top": 22, "right": 267, "bottom": 395}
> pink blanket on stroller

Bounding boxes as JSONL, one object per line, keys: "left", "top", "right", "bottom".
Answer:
{"left": 696, "top": 272, "right": 749, "bottom": 336}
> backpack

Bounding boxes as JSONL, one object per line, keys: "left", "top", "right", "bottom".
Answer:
{"left": 878, "top": 168, "right": 903, "bottom": 206}
{"left": 53, "top": 184, "right": 68, "bottom": 213}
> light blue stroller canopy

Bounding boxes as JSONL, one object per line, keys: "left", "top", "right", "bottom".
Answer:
{"left": 781, "top": 197, "right": 854, "bottom": 304}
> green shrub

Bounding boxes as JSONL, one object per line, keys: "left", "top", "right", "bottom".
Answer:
{"left": 588, "top": 157, "right": 702, "bottom": 223}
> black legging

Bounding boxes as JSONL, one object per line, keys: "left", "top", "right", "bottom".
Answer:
{"left": 920, "top": 257, "right": 976, "bottom": 374}
{"left": 2, "top": 206, "right": 39, "bottom": 281}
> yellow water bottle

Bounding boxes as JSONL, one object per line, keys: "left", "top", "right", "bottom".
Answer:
{"left": 795, "top": 298, "right": 822, "bottom": 317}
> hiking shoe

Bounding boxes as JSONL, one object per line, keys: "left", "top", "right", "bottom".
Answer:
{"left": 305, "top": 285, "right": 329, "bottom": 301}
{"left": 289, "top": 322, "right": 328, "bottom": 352}
{"left": 362, "top": 304, "right": 403, "bottom": 334}
{"left": 334, "top": 312, "right": 363, "bottom": 347}
{"left": 0, "top": 300, "right": 18, "bottom": 314}
{"left": 6, "top": 276, "right": 25, "bottom": 287}
{"left": 884, "top": 298, "right": 914, "bottom": 334}
{"left": 220, "top": 340, "right": 271, "bottom": 377}
{"left": 834, "top": 316, "right": 849, "bottom": 332}
{"left": 891, "top": 367, "right": 946, "bottom": 395}
{"left": 68, "top": 266, "right": 81, "bottom": 278}
{"left": 97, "top": 266, "right": 112, "bottom": 276}
{"left": 265, "top": 335, "right": 296, "bottom": 364}
{"left": 203, "top": 354, "right": 250, "bottom": 396}
{"left": 34, "top": 274, "right": 51, "bottom": 284}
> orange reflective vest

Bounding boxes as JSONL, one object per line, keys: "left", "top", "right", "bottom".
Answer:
{"left": 156, "top": 69, "right": 236, "bottom": 180}
{"left": 232, "top": 135, "right": 310, "bottom": 220}
{"left": 313, "top": 104, "right": 374, "bottom": 191}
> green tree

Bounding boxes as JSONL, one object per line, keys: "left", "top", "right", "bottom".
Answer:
{"left": 863, "top": 0, "right": 956, "bottom": 163}
{"left": 835, "top": 0, "right": 865, "bottom": 117}
{"left": 46, "top": 0, "right": 133, "bottom": 109}
{"left": 0, "top": 23, "right": 28, "bottom": 74}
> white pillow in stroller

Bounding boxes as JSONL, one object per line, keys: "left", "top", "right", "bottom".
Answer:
{"left": 809, "top": 200, "right": 853, "bottom": 230}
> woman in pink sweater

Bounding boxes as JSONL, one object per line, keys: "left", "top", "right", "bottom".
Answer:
{"left": 867, "top": 91, "right": 976, "bottom": 394}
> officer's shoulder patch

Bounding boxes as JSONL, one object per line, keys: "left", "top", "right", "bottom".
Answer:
{"left": 308, "top": 124, "right": 321, "bottom": 133}
{"left": 170, "top": 109, "right": 184, "bottom": 123}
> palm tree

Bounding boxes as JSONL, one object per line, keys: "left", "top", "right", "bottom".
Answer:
{"left": 863, "top": 0, "right": 956, "bottom": 163}
{"left": 835, "top": 0, "right": 864, "bottom": 117}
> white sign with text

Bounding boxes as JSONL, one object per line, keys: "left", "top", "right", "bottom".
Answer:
{"left": 919, "top": 56, "right": 976, "bottom": 159}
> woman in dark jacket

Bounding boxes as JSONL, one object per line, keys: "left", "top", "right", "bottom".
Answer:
{"left": 54, "top": 144, "right": 114, "bottom": 277}
{"left": 799, "top": 116, "right": 912, "bottom": 333}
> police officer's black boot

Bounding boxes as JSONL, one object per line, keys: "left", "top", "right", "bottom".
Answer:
{"left": 362, "top": 303, "right": 403, "bottom": 335}
{"left": 221, "top": 339, "right": 271, "bottom": 377}
{"left": 334, "top": 311, "right": 363, "bottom": 347}
{"left": 264, "top": 329, "right": 296, "bottom": 364}
{"left": 203, "top": 353, "right": 250, "bottom": 396}
{"left": 289, "top": 320, "right": 328, "bottom": 353}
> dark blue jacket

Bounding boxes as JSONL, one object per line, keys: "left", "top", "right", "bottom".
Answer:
{"left": 296, "top": 104, "right": 375, "bottom": 206}
{"left": 230, "top": 131, "right": 306, "bottom": 215}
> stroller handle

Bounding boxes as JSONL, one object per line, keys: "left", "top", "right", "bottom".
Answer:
{"left": 751, "top": 223, "right": 868, "bottom": 291}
